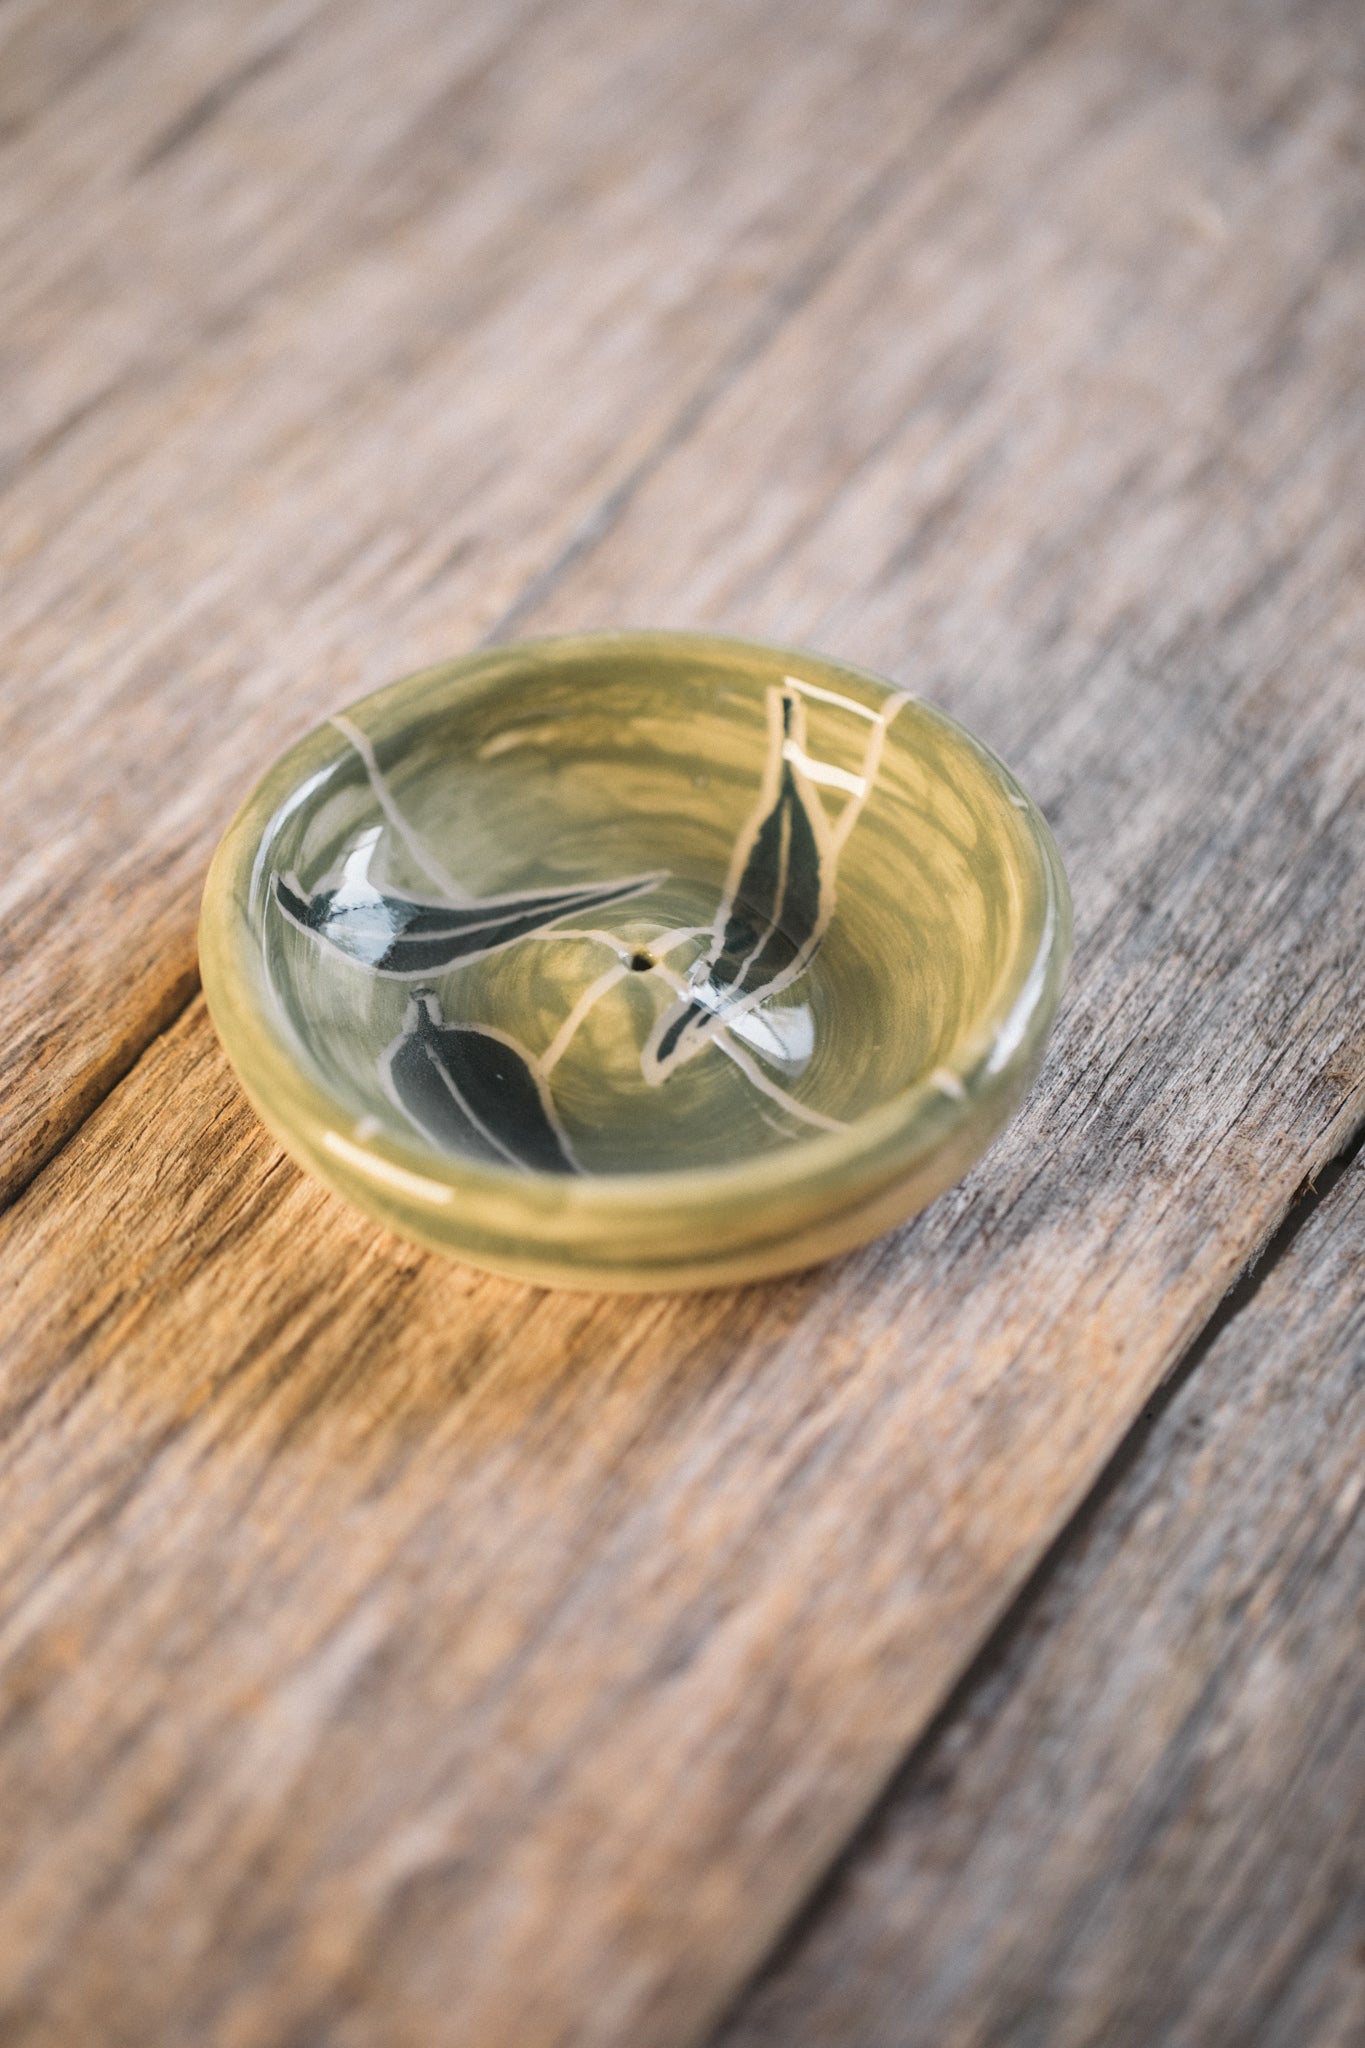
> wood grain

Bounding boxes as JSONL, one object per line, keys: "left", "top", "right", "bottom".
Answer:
{"left": 716, "top": 1140, "right": 1365, "bottom": 2048}
{"left": 0, "top": 0, "right": 1072, "bottom": 1205}
{"left": 0, "top": 0, "right": 1363, "bottom": 2043}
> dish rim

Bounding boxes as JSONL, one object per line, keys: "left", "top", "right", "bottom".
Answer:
{"left": 200, "top": 629, "right": 1071, "bottom": 1239}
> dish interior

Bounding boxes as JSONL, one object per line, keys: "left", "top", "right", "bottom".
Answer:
{"left": 252, "top": 641, "right": 1039, "bottom": 1178}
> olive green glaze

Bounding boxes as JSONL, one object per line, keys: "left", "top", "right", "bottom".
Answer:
{"left": 199, "top": 632, "right": 1071, "bottom": 1289}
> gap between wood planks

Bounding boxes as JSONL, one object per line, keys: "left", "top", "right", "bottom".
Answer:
{"left": 707, "top": 1105, "right": 1365, "bottom": 2044}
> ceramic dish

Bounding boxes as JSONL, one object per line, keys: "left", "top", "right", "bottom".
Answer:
{"left": 200, "top": 631, "right": 1070, "bottom": 1289}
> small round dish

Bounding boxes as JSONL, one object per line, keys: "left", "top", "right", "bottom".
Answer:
{"left": 200, "top": 632, "right": 1070, "bottom": 1290}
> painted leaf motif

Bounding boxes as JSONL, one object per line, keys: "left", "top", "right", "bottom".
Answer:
{"left": 381, "top": 990, "right": 577, "bottom": 1174}
{"left": 643, "top": 686, "right": 835, "bottom": 1081}
{"left": 274, "top": 864, "right": 665, "bottom": 976}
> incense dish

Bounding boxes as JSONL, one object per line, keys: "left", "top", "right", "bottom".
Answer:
{"left": 199, "top": 632, "right": 1070, "bottom": 1289}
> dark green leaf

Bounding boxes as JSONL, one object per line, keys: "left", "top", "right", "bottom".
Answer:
{"left": 381, "top": 990, "right": 577, "bottom": 1174}
{"left": 274, "top": 864, "right": 665, "bottom": 976}
{"left": 644, "top": 686, "right": 834, "bottom": 1079}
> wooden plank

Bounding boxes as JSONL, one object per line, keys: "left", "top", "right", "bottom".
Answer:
{"left": 0, "top": 1, "right": 1363, "bottom": 2045}
{"left": 716, "top": 1142, "right": 1365, "bottom": 2048}
{"left": 0, "top": 0, "right": 1070, "bottom": 1204}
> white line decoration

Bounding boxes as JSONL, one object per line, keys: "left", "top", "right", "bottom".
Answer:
{"left": 537, "top": 926, "right": 712, "bottom": 1077}
{"left": 640, "top": 681, "right": 907, "bottom": 1085}
{"left": 644, "top": 955, "right": 849, "bottom": 1134}
{"left": 329, "top": 714, "right": 471, "bottom": 902}
{"left": 276, "top": 685, "right": 905, "bottom": 1169}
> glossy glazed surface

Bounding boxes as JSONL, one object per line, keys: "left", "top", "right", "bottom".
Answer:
{"left": 200, "top": 634, "right": 1070, "bottom": 1287}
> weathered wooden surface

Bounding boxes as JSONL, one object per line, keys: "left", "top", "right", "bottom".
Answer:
{"left": 1, "top": 0, "right": 1364, "bottom": 2043}
{"left": 718, "top": 1141, "right": 1365, "bottom": 2048}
